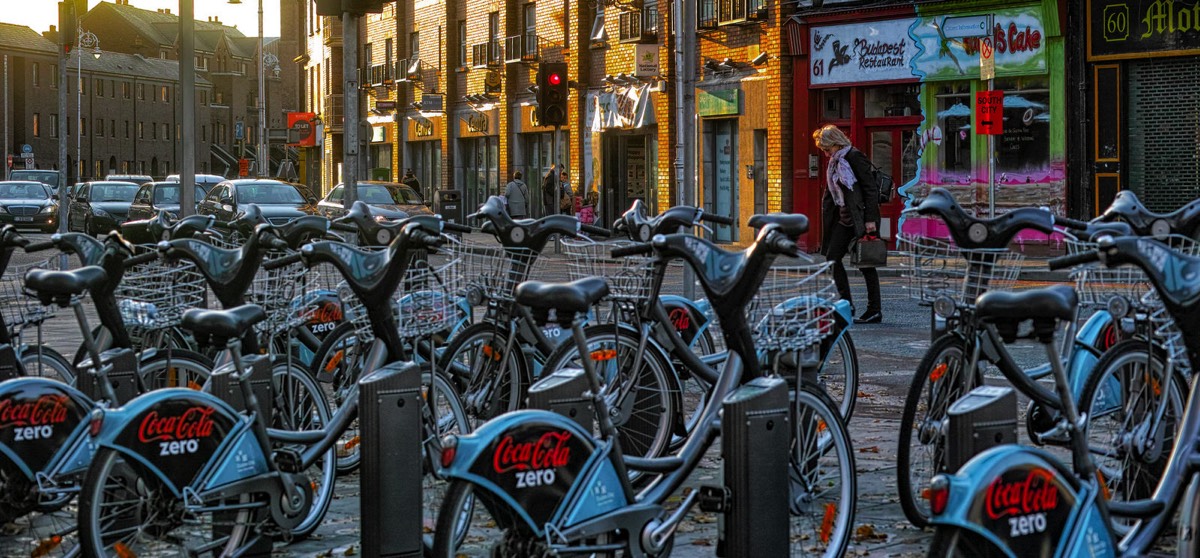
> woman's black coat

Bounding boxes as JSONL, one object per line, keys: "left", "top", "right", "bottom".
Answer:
{"left": 820, "top": 147, "right": 881, "bottom": 256}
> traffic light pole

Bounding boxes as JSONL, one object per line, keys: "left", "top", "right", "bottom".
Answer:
{"left": 676, "top": 0, "right": 698, "bottom": 299}
{"left": 342, "top": 11, "right": 359, "bottom": 207}
{"left": 180, "top": 0, "right": 195, "bottom": 216}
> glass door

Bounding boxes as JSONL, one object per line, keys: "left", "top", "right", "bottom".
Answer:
{"left": 866, "top": 126, "right": 919, "bottom": 248}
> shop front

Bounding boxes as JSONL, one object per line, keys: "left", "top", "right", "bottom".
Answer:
{"left": 514, "top": 104, "right": 569, "bottom": 217}
{"left": 455, "top": 108, "right": 500, "bottom": 213}
{"left": 1083, "top": 0, "right": 1200, "bottom": 214}
{"left": 589, "top": 85, "right": 658, "bottom": 228}
{"left": 367, "top": 122, "right": 394, "bottom": 182}
{"left": 407, "top": 114, "right": 442, "bottom": 203}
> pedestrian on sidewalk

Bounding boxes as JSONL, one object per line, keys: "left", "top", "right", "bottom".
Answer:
{"left": 813, "top": 124, "right": 882, "bottom": 324}
{"left": 504, "top": 170, "right": 530, "bottom": 219}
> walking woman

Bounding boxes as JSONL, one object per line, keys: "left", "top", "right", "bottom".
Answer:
{"left": 813, "top": 124, "right": 882, "bottom": 324}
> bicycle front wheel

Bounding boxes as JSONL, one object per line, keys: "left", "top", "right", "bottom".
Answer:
{"left": 309, "top": 321, "right": 369, "bottom": 475}
{"left": 138, "top": 349, "right": 213, "bottom": 391}
{"left": 817, "top": 331, "right": 859, "bottom": 422}
{"left": 790, "top": 382, "right": 856, "bottom": 558}
{"left": 78, "top": 447, "right": 255, "bottom": 556}
{"left": 19, "top": 344, "right": 75, "bottom": 384}
{"left": 438, "top": 322, "right": 528, "bottom": 428}
{"left": 270, "top": 360, "right": 335, "bottom": 540}
{"left": 896, "top": 334, "right": 970, "bottom": 528}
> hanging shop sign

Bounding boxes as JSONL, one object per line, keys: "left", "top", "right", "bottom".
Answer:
{"left": 1089, "top": 0, "right": 1200, "bottom": 60}
{"left": 697, "top": 88, "right": 740, "bottom": 116}
{"left": 635, "top": 44, "right": 660, "bottom": 77}
{"left": 591, "top": 84, "right": 656, "bottom": 130}
{"left": 911, "top": 7, "right": 1047, "bottom": 80}
{"left": 809, "top": 18, "right": 919, "bottom": 86}
{"left": 286, "top": 112, "right": 316, "bottom": 147}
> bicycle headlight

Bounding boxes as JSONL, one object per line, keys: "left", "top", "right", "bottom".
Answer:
{"left": 1106, "top": 295, "right": 1130, "bottom": 320}
{"left": 933, "top": 296, "right": 956, "bottom": 318}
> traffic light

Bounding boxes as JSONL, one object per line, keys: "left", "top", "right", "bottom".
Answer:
{"left": 537, "top": 62, "right": 569, "bottom": 127}
{"left": 59, "top": 1, "right": 76, "bottom": 52}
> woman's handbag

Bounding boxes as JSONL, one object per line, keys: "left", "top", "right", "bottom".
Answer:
{"left": 850, "top": 234, "right": 888, "bottom": 268}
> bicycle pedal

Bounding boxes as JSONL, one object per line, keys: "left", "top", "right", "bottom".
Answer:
{"left": 272, "top": 447, "right": 304, "bottom": 473}
{"left": 697, "top": 484, "right": 728, "bottom": 513}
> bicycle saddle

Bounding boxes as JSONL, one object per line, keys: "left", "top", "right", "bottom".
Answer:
{"left": 181, "top": 304, "right": 267, "bottom": 343}
{"left": 1100, "top": 190, "right": 1200, "bottom": 238}
{"left": 25, "top": 266, "right": 107, "bottom": 305}
{"left": 747, "top": 213, "right": 809, "bottom": 237}
{"left": 914, "top": 188, "right": 1055, "bottom": 249}
{"left": 516, "top": 277, "right": 610, "bottom": 315}
{"left": 976, "top": 285, "right": 1078, "bottom": 324}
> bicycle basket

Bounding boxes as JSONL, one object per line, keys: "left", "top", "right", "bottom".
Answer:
{"left": 116, "top": 245, "right": 206, "bottom": 330}
{"left": 396, "top": 258, "right": 464, "bottom": 338}
{"left": 1147, "top": 291, "right": 1190, "bottom": 375}
{"left": 250, "top": 248, "right": 303, "bottom": 334}
{"left": 561, "top": 239, "right": 654, "bottom": 303}
{"left": 897, "top": 233, "right": 1023, "bottom": 306}
{"left": 444, "top": 238, "right": 543, "bottom": 304}
{"left": 748, "top": 262, "right": 839, "bottom": 352}
{"left": 1068, "top": 235, "right": 1200, "bottom": 311}
{"left": 3, "top": 258, "right": 61, "bottom": 334}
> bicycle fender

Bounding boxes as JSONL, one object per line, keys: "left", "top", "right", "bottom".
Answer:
{"left": 91, "top": 388, "right": 244, "bottom": 497}
{"left": 0, "top": 378, "right": 93, "bottom": 479}
{"left": 661, "top": 295, "right": 709, "bottom": 346}
{"left": 928, "top": 446, "right": 1114, "bottom": 557}
{"left": 439, "top": 409, "right": 598, "bottom": 537}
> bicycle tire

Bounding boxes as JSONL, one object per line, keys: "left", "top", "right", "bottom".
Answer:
{"left": 422, "top": 369, "right": 472, "bottom": 553}
{"left": 539, "top": 322, "right": 680, "bottom": 473}
{"left": 1080, "top": 339, "right": 1184, "bottom": 533}
{"left": 19, "top": 344, "right": 75, "bottom": 384}
{"left": 818, "top": 332, "right": 859, "bottom": 422}
{"left": 790, "top": 380, "right": 856, "bottom": 558}
{"left": 308, "top": 321, "right": 369, "bottom": 475}
{"left": 78, "top": 446, "right": 255, "bottom": 556}
{"left": 72, "top": 326, "right": 197, "bottom": 366}
{"left": 137, "top": 349, "right": 214, "bottom": 390}
{"left": 897, "top": 334, "right": 971, "bottom": 528}
{"left": 437, "top": 322, "right": 528, "bottom": 428}
{"left": 927, "top": 527, "right": 1009, "bottom": 557}
{"left": 269, "top": 360, "right": 335, "bottom": 540}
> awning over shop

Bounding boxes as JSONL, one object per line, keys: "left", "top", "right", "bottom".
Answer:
{"left": 591, "top": 84, "right": 656, "bottom": 131}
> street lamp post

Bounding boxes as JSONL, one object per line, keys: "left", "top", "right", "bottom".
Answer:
{"left": 229, "top": 0, "right": 267, "bottom": 177}
{"left": 77, "top": 29, "right": 99, "bottom": 183}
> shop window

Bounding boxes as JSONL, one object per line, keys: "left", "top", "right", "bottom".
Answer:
{"left": 865, "top": 84, "right": 920, "bottom": 118}
{"left": 994, "top": 78, "right": 1050, "bottom": 181}
{"left": 935, "top": 82, "right": 972, "bottom": 176}
{"left": 821, "top": 88, "right": 850, "bottom": 120}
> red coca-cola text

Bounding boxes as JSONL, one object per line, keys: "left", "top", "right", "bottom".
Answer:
{"left": 0, "top": 395, "right": 70, "bottom": 428}
{"left": 984, "top": 468, "right": 1060, "bottom": 520}
{"left": 493, "top": 431, "right": 572, "bottom": 474}
{"left": 308, "top": 301, "right": 344, "bottom": 325}
{"left": 137, "top": 407, "right": 216, "bottom": 444}
{"left": 669, "top": 308, "right": 691, "bottom": 332}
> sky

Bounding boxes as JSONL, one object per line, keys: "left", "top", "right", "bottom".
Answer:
{"left": 3, "top": 0, "right": 282, "bottom": 38}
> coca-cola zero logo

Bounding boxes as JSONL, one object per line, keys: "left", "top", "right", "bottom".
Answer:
{"left": 493, "top": 430, "right": 572, "bottom": 474}
{"left": 0, "top": 394, "right": 70, "bottom": 428}
{"left": 984, "top": 467, "right": 1060, "bottom": 521}
{"left": 137, "top": 406, "right": 216, "bottom": 444}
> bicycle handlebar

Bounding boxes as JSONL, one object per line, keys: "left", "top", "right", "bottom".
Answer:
{"left": 581, "top": 224, "right": 611, "bottom": 237}
{"left": 24, "top": 240, "right": 54, "bottom": 253}
{"left": 703, "top": 213, "right": 735, "bottom": 226}
{"left": 611, "top": 243, "right": 653, "bottom": 258}
{"left": 443, "top": 221, "right": 473, "bottom": 234}
{"left": 331, "top": 221, "right": 358, "bottom": 233}
{"left": 1053, "top": 215, "right": 1091, "bottom": 230}
{"left": 1048, "top": 251, "right": 1100, "bottom": 271}
{"left": 264, "top": 252, "right": 303, "bottom": 271}
{"left": 123, "top": 251, "right": 159, "bottom": 268}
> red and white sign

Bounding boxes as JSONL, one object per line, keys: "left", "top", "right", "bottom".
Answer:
{"left": 976, "top": 90, "right": 1004, "bottom": 135}
{"left": 980, "top": 38, "right": 995, "bottom": 81}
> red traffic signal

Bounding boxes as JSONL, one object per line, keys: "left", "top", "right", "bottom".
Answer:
{"left": 548, "top": 73, "right": 562, "bottom": 86}
{"left": 536, "top": 63, "right": 569, "bottom": 127}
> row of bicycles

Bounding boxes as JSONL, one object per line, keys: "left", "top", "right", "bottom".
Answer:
{"left": 0, "top": 192, "right": 864, "bottom": 557}
{"left": 893, "top": 188, "right": 1200, "bottom": 557}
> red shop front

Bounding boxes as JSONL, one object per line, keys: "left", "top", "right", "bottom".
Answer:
{"left": 791, "top": 6, "right": 921, "bottom": 251}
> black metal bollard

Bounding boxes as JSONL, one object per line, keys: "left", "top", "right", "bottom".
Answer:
{"left": 945, "top": 385, "right": 1017, "bottom": 472}
{"left": 700, "top": 375, "right": 790, "bottom": 557}
{"left": 527, "top": 367, "right": 595, "bottom": 431}
{"left": 359, "top": 361, "right": 424, "bottom": 557}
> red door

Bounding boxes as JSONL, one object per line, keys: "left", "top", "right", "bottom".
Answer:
{"left": 864, "top": 126, "right": 919, "bottom": 248}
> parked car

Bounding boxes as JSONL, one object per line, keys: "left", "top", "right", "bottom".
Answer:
{"left": 317, "top": 181, "right": 432, "bottom": 220}
{"left": 0, "top": 181, "right": 59, "bottom": 232}
{"left": 67, "top": 181, "right": 139, "bottom": 235}
{"left": 199, "top": 179, "right": 319, "bottom": 224}
{"left": 125, "top": 182, "right": 210, "bottom": 221}
{"left": 105, "top": 174, "right": 154, "bottom": 185}
{"left": 166, "top": 173, "right": 226, "bottom": 190}
{"left": 9, "top": 170, "right": 62, "bottom": 195}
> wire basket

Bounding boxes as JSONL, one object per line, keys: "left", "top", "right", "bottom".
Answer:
{"left": 445, "top": 238, "right": 543, "bottom": 304}
{"left": 897, "top": 233, "right": 1024, "bottom": 306}
{"left": 250, "top": 249, "right": 304, "bottom": 334}
{"left": 1, "top": 258, "right": 61, "bottom": 334}
{"left": 116, "top": 245, "right": 206, "bottom": 330}
{"left": 561, "top": 239, "right": 655, "bottom": 303}
{"left": 1067, "top": 235, "right": 1200, "bottom": 310}
{"left": 748, "top": 262, "right": 840, "bottom": 352}
{"left": 396, "top": 258, "right": 465, "bottom": 338}
{"left": 1147, "top": 292, "right": 1190, "bottom": 376}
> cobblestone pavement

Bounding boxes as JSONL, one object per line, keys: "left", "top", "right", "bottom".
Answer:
{"left": 0, "top": 232, "right": 1156, "bottom": 556}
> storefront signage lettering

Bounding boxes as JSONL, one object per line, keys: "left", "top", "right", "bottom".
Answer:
{"left": 1089, "top": 0, "right": 1200, "bottom": 60}
{"left": 635, "top": 44, "right": 660, "bottom": 77}
{"left": 698, "top": 89, "right": 740, "bottom": 116}
{"left": 466, "top": 112, "right": 490, "bottom": 133}
{"left": 413, "top": 119, "right": 434, "bottom": 137}
{"left": 911, "top": 8, "right": 1047, "bottom": 80}
{"left": 458, "top": 109, "right": 497, "bottom": 138}
{"left": 810, "top": 19, "right": 918, "bottom": 86}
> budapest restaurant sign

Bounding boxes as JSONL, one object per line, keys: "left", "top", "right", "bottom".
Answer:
{"left": 810, "top": 18, "right": 919, "bottom": 86}
{"left": 1089, "top": 0, "right": 1200, "bottom": 60}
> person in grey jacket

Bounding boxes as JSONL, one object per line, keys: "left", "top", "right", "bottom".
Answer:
{"left": 504, "top": 171, "right": 530, "bottom": 218}
{"left": 814, "top": 124, "right": 882, "bottom": 324}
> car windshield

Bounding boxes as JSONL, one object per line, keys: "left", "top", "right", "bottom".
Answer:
{"left": 10, "top": 171, "right": 59, "bottom": 187}
{"left": 239, "top": 183, "right": 306, "bottom": 204}
{"left": 361, "top": 185, "right": 423, "bottom": 205}
{"left": 153, "top": 184, "right": 206, "bottom": 204}
{"left": 91, "top": 184, "right": 138, "bottom": 202}
{"left": 0, "top": 183, "right": 49, "bottom": 199}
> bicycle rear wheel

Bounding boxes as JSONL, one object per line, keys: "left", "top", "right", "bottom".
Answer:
{"left": 438, "top": 322, "right": 527, "bottom": 428}
{"left": 270, "top": 361, "right": 334, "bottom": 540}
{"left": 308, "top": 321, "right": 368, "bottom": 475}
{"left": 78, "top": 447, "right": 256, "bottom": 557}
{"left": 790, "top": 382, "right": 856, "bottom": 558}
{"left": 19, "top": 344, "right": 75, "bottom": 384}
{"left": 817, "top": 332, "right": 859, "bottom": 422}
{"left": 0, "top": 453, "right": 79, "bottom": 557}
{"left": 138, "top": 349, "right": 213, "bottom": 391}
